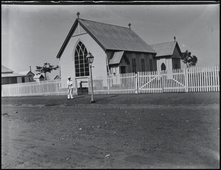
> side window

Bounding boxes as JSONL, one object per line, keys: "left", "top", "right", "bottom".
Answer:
{"left": 141, "top": 58, "right": 145, "bottom": 72}
{"left": 149, "top": 59, "right": 153, "bottom": 71}
{"left": 132, "top": 58, "right": 136, "bottom": 73}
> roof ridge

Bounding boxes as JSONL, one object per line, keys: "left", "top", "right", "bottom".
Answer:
{"left": 150, "top": 41, "right": 176, "bottom": 46}
{"left": 78, "top": 18, "right": 130, "bottom": 30}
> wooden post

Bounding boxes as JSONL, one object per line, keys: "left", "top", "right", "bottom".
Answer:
{"left": 135, "top": 73, "right": 138, "bottom": 94}
{"left": 184, "top": 68, "right": 189, "bottom": 92}
{"left": 161, "top": 72, "right": 164, "bottom": 93}
{"left": 107, "top": 76, "right": 110, "bottom": 94}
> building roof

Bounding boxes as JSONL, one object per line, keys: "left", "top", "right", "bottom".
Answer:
{"left": 56, "top": 18, "right": 156, "bottom": 59}
{"left": 54, "top": 75, "right": 61, "bottom": 80}
{"left": 33, "top": 74, "right": 45, "bottom": 79}
{"left": 1, "top": 73, "right": 29, "bottom": 78}
{"left": 18, "top": 70, "right": 35, "bottom": 75}
{"left": 150, "top": 41, "right": 182, "bottom": 57}
{"left": 1, "top": 65, "right": 13, "bottom": 73}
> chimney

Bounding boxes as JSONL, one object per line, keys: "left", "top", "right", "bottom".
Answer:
{"left": 30, "top": 66, "right": 32, "bottom": 72}
{"left": 128, "top": 23, "right": 131, "bottom": 29}
{"left": 174, "top": 36, "right": 176, "bottom": 42}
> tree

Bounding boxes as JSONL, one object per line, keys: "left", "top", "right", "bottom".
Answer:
{"left": 181, "top": 50, "right": 198, "bottom": 68}
{"left": 36, "top": 62, "right": 59, "bottom": 80}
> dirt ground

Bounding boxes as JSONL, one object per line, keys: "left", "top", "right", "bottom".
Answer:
{"left": 1, "top": 92, "right": 220, "bottom": 169}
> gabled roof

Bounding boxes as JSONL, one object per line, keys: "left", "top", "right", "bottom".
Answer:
{"left": 56, "top": 18, "right": 156, "bottom": 59}
{"left": 18, "top": 70, "right": 35, "bottom": 75}
{"left": 54, "top": 75, "right": 61, "bottom": 80}
{"left": 33, "top": 74, "right": 45, "bottom": 79}
{"left": 2, "top": 65, "right": 13, "bottom": 73}
{"left": 150, "top": 41, "right": 182, "bottom": 57}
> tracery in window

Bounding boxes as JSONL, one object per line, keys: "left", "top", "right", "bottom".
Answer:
{"left": 74, "top": 41, "right": 89, "bottom": 77}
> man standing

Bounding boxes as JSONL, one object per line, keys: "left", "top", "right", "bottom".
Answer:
{"left": 67, "top": 76, "right": 74, "bottom": 99}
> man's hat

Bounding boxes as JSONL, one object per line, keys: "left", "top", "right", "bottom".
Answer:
{"left": 68, "top": 76, "right": 71, "bottom": 79}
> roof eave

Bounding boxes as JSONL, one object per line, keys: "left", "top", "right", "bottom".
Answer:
{"left": 106, "top": 48, "right": 156, "bottom": 54}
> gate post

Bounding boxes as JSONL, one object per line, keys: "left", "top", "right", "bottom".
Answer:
{"left": 75, "top": 78, "right": 78, "bottom": 95}
{"left": 184, "top": 68, "right": 189, "bottom": 92}
{"left": 135, "top": 73, "right": 138, "bottom": 94}
{"left": 161, "top": 72, "right": 164, "bottom": 93}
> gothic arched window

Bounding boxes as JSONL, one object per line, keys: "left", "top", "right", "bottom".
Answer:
{"left": 74, "top": 41, "right": 89, "bottom": 77}
{"left": 161, "top": 63, "right": 166, "bottom": 71}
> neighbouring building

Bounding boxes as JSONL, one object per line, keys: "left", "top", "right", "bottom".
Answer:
{"left": 150, "top": 37, "right": 183, "bottom": 72}
{"left": 56, "top": 14, "right": 157, "bottom": 87}
{"left": 18, "top": 66, "right": 35, "bottom": 82}
{"left": 33, "top": 74, "right": 45, "bottom": 82}
{"left": 1, "top": 65, "right": 31, "bottom": 85}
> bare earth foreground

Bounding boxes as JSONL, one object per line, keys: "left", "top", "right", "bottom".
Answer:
{"left": 1, "top": 92, "right": 220, "bottom": 169}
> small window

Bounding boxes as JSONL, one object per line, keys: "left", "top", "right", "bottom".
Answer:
{"left": 141, "top": 58, "right": 145, "bottom": 72}
{"left": 132, "top": 58, "right": 136, "bottom": 73}
{"left": 174, "top": 64, "right": 178, "bottom": 69}
{"left": 161, "top": 63, "right": 166, "bottom": 71}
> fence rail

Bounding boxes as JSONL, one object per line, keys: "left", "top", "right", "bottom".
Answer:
{"left": 2, "top": 66, "right": 219, "bottom": 97}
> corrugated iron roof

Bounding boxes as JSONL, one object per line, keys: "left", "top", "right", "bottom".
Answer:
{"left": 18, "top": 71, "right": 34, "bottom": 75}
{"left": 1, "top": 65, "right": 13, "bottom": 73}
{"left": 79, "top": 19, "right": 156, "bottom": 53}
{"left": 109, "top": 51, "right": 124, "bottom": 65}
{"left": 150, "top": 41, "right": 177, "bottom": 57}
{"left": 1, "top": 73, "right": 29, "bottom": 77}
{"left": 56, "top": 18, "right": 156, "bottom": 59}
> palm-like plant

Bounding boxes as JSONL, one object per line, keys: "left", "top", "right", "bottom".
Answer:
{"left": 181, "top": 50, "right": 198, "bottom": 68}
{"left": 36, "top": 62, "right": 59, "bottom": 80}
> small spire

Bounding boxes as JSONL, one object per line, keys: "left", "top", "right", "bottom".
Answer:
{"left": 174, "top": 36, "right": 176, "bottom": 42}
{"left": 77, "top": 12, "right": 80, "bottom": 19}
{"left": 128, "top": 23, "right": 131, "bottom": 29}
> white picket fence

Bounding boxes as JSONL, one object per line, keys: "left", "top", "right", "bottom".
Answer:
{"left": 88, "top": 65, "right": 219, "bottom": 94}
{"left": 1, "top": 79, "right": 78, "bottom": 97}
{"left": 88, "top": 73, "right": 137, "bottom": 95}
{"left": 1, "top": 66, "right": 219, "bottom": 97}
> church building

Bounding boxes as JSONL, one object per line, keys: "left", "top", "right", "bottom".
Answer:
{"left": 56, "top": 14, "right": 157, "bottom": 85}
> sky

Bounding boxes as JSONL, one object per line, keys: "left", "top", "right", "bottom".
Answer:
{"left": 2, "top": 4, "right": 220, "bottom": 79}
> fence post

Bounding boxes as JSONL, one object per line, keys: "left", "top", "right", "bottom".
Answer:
{"left": 107, "top": 76, "right": 110, "bottom": 94}
{"left": 184, "top": 68, "right": 189, "bottom": 92}
{"left": 161, "top": 72, "right": 164, "bottom": 93}
{"left": 135, "top": 73, "right": 138, "bottom": 94}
